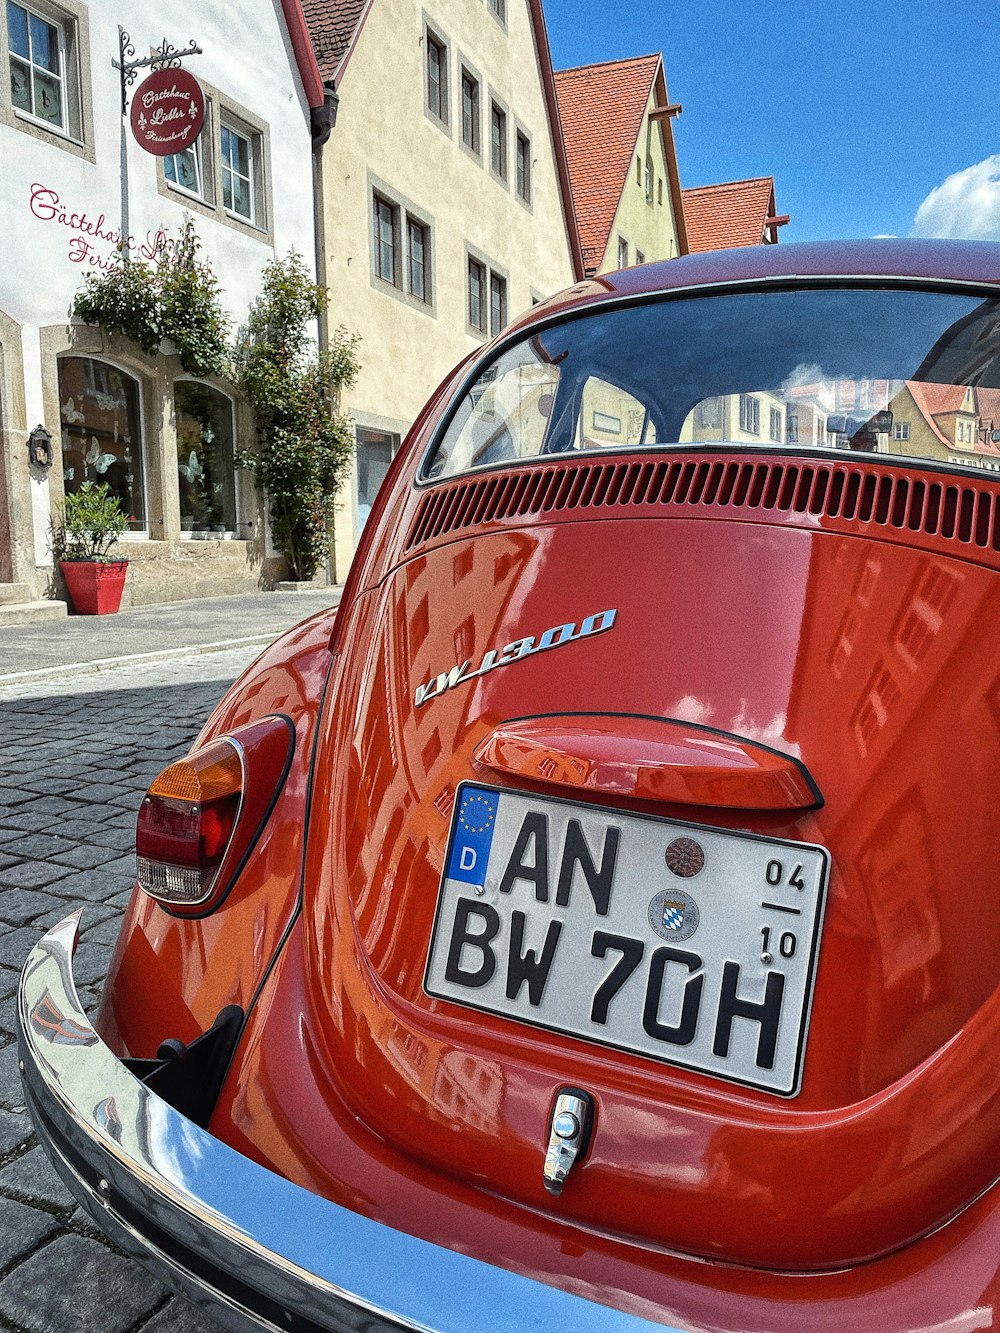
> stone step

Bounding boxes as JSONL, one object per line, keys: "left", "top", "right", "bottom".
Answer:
{"left": 0, "top": 583, "right": 33, "bottom": 606}
{"left": 0, "top": 600, "right": 68, "bottom": 626}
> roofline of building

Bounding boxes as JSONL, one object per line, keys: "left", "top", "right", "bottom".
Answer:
{"left": 654, "top": 59, "right": 688, "bottom": 256}
{"left": 527, "top": 0, "right": 586, "bottom": 281}
{"left": 280, "top": 0, "right": 326, "bottom": 109}
{"left": 682, "top": 175, "right": 776, "bottom": 197}
{"left": 555, "top": 52, "right": 661, "bottom": 78}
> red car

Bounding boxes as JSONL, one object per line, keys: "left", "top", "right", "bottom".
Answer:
{"left": 19, "top": 240, "right": 1000, "bottom": 1332}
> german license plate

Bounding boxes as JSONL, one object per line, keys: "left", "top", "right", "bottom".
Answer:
{"left": 425, "top": 783, "right": 829, "bottom": 1096}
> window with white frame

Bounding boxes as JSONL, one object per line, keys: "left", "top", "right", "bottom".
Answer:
{"left": 515, "top": 130, "right": 531, "bottom": 203}
{"left": 739, "top": 393, "right": 760, "bottom": 435}
{"left": 373, "top": 193, "right": 398, "bottom": 285}
{"left": 461, "top": 67, "right": 479, "bottom": 153}
{"left": 407, "top": 217, "right": 429, "bottom": 303}
{"left": 618, "top": 237, "right": 629, "bottom": 269}
{"left": 490, "top": 271, "right": 507, "bottom": 337}
{"left": 7, "top": 0, "right": 79, "bottom": 135}
{"left": 893, "top": 421, "right": 910, "bottom": 441}
{"left": 645, "top": 156, "right": 653, "bottom": 204}
{"left": 221, "top": 121, "right": 255, "bottom": 222}
{"left": 468, "top": 257, "right": 485, "bottom": 331}
{"left": 426, "top": 29, "right": 447, "bottom": 123}
{"left": 164, "top": 133, "right": 207, "bottom": 200}
{"left": 487, "top": 0, "right": 506, "bottom": 23}
{"left": 490, "top": 100, "right": 506, "bottom": 180}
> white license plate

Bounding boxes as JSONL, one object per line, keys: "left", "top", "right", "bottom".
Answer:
{"left": 425, "top": 783, "right": 829, "bottom": 1096}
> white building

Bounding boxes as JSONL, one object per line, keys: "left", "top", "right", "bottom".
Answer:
{"left": 0, "top": 0, "right": 327, "bottom": 611}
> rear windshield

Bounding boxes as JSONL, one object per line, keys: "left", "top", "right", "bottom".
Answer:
{"left": 424, "top": 287, "right": 1000, "bottom": 480}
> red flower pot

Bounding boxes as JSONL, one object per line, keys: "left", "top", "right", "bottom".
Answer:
{"left": 60, "top": 561, "right": 128, "bottom": 615}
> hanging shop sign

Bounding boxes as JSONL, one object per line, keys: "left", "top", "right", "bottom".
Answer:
{"left": 130, "top": 67, "right": 205, "bottom": 157}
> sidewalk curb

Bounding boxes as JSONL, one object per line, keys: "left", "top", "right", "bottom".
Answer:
{"left": 0, "top": 635, "right": 278, "bottom": 688}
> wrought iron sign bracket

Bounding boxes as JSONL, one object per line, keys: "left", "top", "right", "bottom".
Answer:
{"left": 113, "top": 28, "right": 203, "bottom": 116}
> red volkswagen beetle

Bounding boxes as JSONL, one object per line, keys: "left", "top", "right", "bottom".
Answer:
{"left": 19, "top": 240, "right": 1000, "bottom": 1332}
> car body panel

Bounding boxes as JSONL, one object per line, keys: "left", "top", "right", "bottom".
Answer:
{"left": 33, "top": 242, "right": 1000, "bottom": 1328}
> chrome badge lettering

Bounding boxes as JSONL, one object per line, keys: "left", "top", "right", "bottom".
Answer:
{"left": 415, "top": 609, "right": 617, "bottom": 707}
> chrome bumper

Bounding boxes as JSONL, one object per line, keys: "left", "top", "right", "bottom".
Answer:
{"left": 19, "top": 912, "right": 673, "bottom": 1333}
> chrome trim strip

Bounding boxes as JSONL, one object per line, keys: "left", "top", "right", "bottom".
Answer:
{"left": 18, "top": 912, "right": 673, "bottom": 1333}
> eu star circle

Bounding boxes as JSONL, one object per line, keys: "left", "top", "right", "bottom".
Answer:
{"left": 459, "top": 793, "right": 496, "bottom": 834}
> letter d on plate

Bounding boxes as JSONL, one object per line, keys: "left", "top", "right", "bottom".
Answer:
{"left": 446, "top": 789, "right": 500, "bottom": 890}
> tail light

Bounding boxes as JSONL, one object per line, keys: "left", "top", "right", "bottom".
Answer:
{"left": 136, "top": 715, "right": 294, "bottom": 914}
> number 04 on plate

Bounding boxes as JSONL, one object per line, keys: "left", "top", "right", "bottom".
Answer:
{"left": 425, "top": 783, "right": 830, "bottom": 1097}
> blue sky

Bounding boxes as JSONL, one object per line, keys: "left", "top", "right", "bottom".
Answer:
{"left": 544, "top": 0, "right": 1000, "bottom": 243}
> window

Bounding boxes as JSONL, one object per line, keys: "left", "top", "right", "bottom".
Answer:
{"left": 645, "top": 157, "right": 653, "bottom": 204}
{"left": 175, "top": 382, "right": 237, "bottom": 535}
{"left": 635, "top": 249, "right": 646, "bottom": 265}
{"left": 893, "top": 421, "right": 910, "bottom": 441}
{"left": 407, "top": 217, "right": 428, "bottom": 302}
{"left": 468, "top": 257, "right": 485, "bottom": 331}
{"left": 739, "top": 393, "right": 760, "bottom": 435}
{"left": 787, "top": 413, "right": 798, "bottom": 443}
{"left": 636, "top": 156, "right": 641, "bottom": 187}
{"left": 59, "top": 357, "right": 145, "bottom": 530}
{"left": 357, "top": 427, "right": 399, "bottom": 534}
{"left": 461, "top": 68, "right": 479, "bottom": 153}
{"left": 221, "top": 122, "right": 254, "bottom": 222}
{"left": 816, "top": 416, "right": 826, "bottom": 443}
{"left": 8, "top": 0, "right": 78, "bottom": 135}
{"left": 515, "top": 131, "right": 531, "bottom": 203}
{"left": 770, "top": 406, "right": 783, "bottom": 442}
{"left": 164, "top": 135, "right": 206, "bottom": 200}
{"left": 618, "top": 237, "right": 629, "bottom": 269}
{"left": 490, "top": 272, "right": 507, "bottom": 336}
{"left": 490, "top": 101, "right": 506, "bottom": 179}
{"left": 658, "top": 179, "right": 663, "bottom": 206}
{"left": 373, "top": 194, "right": 397, "bottom": 284}
{"left": 487, "top": 0, "right": 506, "bottom": 23}
{"left": 426, "top": 31, "right": 446, "bottom": 122}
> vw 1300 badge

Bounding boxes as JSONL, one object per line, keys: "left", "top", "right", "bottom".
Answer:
{"left": 415, "top": 609, "right": 617, "bottom": 707}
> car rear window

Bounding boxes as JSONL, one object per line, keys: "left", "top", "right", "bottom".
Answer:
{"left": 424, "top": 287, "right": 1000, "bottom": 480}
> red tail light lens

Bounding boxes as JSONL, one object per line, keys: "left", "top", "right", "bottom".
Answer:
{"left": 135, "top": 716, "right": 294, "bottom": 912}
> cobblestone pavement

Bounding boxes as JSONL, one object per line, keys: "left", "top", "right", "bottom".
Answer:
{"left": 0, "top": 647, "right": 266, "bottom": 1332}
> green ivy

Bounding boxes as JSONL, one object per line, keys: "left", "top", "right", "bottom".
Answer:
{"left": 73, "top": 217, "right": 229, "bottom": 378}
{"left": 233, "top": 254, "right": 360, "bottom": 581}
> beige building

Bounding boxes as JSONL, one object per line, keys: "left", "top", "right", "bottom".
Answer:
{"left": 303, "top": 0, "right": 582, "bottom": 578}
{"left": 554, "top": 53, "right": 686, "bottom": 277}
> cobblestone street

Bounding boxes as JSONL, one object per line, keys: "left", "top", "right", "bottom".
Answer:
{"left": 0, "top": 647, "right": 265, "bottom": 1332}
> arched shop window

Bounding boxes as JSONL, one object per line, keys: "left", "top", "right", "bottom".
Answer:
{"left": 59, "top": 358, "right": 145, "bottom": 531}
{"left": 174, "top": 381, "right": 237, "bottom": 535}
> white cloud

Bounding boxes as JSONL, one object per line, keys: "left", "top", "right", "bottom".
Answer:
{"left": 912, "top": 156, "right": 1000, "bottom": 239}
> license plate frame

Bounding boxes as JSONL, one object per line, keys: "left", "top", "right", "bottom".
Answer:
{"left": 424, "top": 782, "right": 830, "bottom": 1097}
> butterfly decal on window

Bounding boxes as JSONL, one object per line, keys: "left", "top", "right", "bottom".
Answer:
{"left": 178, "top": 451, "right": 204, "bottom": 484}
{"left": 61, "top": 397, "right": 85, "bottom": 426}
{"left": 86, "top": 438, "right": 116, "bottom": 475}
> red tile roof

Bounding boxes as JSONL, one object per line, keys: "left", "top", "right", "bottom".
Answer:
{"left": 554, "top": 54, "right": 661, "bottom": 275}
{"left": 682, "top": 177, "right": 780, "bottom": 253}
{"left": 300, "top": 0, "right": 371, "bottom": 84}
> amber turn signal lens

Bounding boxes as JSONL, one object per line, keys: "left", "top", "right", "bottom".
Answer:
{"left": 136, "top": 739, "right": 244, "bottom": 906}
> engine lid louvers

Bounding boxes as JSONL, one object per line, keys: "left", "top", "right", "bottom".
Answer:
{"left": 404, "top": 455, "right": 1000, "bottom": 561}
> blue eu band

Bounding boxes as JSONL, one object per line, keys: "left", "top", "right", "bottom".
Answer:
{"left": 447, "top": 788, "right": 499, "bottom": 889}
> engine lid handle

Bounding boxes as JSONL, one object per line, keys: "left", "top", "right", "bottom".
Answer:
{"left": 474, "top": 713, "right": 821, "bottom": 812}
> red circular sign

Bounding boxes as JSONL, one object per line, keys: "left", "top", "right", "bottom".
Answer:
{"left": 130, "top": 67, "right": 205, "bottom": 157}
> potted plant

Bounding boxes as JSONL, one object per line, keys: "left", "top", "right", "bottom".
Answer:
{"left": 54, "top": 482, "right": 130, "bottom": 615}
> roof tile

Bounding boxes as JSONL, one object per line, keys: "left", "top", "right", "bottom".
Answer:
{"left": 682, "top": 177, "right": 778, "bottom": 252}
{"left": 554, "top": 55, "right": 660, "bottom": 275}
{"left": 300, "top": 0, "right": 368, "bottom": 82}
